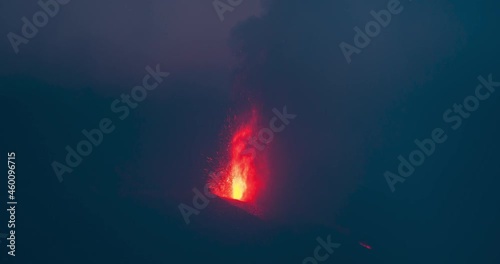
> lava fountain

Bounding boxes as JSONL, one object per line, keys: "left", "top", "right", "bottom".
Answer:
{"left": 209, "top": 107, "right": 263, "bottom": 203}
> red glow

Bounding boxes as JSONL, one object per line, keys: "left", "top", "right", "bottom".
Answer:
{"left": 209, "top": 108, "right": 260, "bottom": 202}
{"left": 359, "top": 241, "right": 372, "bottom": 250}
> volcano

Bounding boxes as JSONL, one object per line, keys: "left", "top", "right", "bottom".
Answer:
{"left": 208, "top": 106, "right": 265, "bottom": 204}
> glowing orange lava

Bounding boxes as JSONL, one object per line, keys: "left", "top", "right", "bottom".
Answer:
{"left": 209, "top": 109, "right": 259, "bottom": 202}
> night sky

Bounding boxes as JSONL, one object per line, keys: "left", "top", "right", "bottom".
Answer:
{"left": 1, "top": 0, "right": 500, "bottom": 263}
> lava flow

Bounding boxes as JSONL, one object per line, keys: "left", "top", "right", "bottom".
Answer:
{"left": 209, "top": 108, "right": 260, "bottom": 203}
